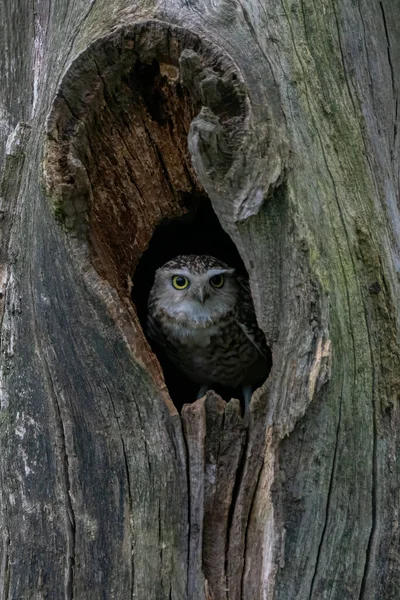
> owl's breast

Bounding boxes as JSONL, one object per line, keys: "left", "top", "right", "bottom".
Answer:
{"left": 148, "top": 309, "right": 265, "bottom": 388}
{"left": 164, "top": 319, "right": 222, "bottom": 348}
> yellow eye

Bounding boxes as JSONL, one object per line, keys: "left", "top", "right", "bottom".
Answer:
{"left": 210, "top": 274, "right": 225, "bottom": 288}
{"left": 172, "top": 275, "right": 189, "bottom": 290}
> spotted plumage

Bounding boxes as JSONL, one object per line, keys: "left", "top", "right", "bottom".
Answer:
{"left": 147, "top": 255, "right": 268, "bottom": 412}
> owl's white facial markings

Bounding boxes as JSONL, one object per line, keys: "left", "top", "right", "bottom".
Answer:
{"left": 151, "top": 265, "right": 238, "bottom": 331}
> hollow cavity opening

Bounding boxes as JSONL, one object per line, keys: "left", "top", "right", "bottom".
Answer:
{"left": 44, "top": 21, "right": 271, "bottom": 413}
{"left": 132, "top": 195, "right": 271, "bottom": 412}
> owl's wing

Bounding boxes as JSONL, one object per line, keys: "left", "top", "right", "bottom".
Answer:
{"left": 146, "top": 313, "right": 170, "bottom": 350}
{"left": 235, "top": 276, "right": 270, "bottom": 361}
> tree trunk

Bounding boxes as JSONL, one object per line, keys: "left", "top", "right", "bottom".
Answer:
{"left": 1, "top": 1, "right": 399, "bottom": 599}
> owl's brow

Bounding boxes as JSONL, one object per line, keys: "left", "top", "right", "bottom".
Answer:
{"left": 164, "top": 268, "right": 235, "bottom": 278}
{"left": 207, "top": 268, "right": 235, "bottom": 277}
{"left": 164, "top": 268, "right": 192, "bottom": 277}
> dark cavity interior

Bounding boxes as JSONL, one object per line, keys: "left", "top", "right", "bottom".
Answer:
{"left": 132, "top": 195, "right": 272, "bottom": 412}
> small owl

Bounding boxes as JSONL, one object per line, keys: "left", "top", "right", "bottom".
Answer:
{"left": 147, "top": 255, "right": 269, "bottom": 413}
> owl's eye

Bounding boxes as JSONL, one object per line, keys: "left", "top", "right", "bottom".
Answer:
{"left": 172, "top": 275, "right": 190, "bottom": 290}
{"left": 210, "top": 274, "right": 225, "bottom": 288}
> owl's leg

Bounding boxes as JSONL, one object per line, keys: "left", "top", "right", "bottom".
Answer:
{"left": 197, "top": 384, "right": 210, "bottom": 399}
{"left": 242, "top": 385, "right": 253, "bottom": 416}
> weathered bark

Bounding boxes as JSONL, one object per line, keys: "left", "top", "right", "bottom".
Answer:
{"left": 1, "top": 1, "right": 400, "bottom": 599}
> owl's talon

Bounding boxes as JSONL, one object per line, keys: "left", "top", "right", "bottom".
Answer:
{"left": 242, "top": 385, "right": 253, "bottom": 416}
{"left": 197, "top": 384, "right": 210, "bottom": 399}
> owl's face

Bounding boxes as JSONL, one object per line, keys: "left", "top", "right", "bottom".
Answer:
{"left": 150, "top": 255, "right": 239, "bottom": 324}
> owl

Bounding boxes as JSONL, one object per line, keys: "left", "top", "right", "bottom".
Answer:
{"left": 147, "top": 255, "right": 269, "bottom": 414}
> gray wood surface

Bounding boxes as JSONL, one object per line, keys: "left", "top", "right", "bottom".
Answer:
{"left": 1, "top": 1, "right": 399, "bottom": 599}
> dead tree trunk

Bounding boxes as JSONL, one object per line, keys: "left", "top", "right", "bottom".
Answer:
{"left": 1, "top": 1, "right": 399, "bottom": 599}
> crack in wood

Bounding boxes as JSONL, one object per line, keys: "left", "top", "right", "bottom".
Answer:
{"left": 308, "top": 391, "right": 343, "bottom": 599}
{"left": 358, "top": 371, "right": 378, "bottom": 600}
{"left": 121, "top": 429, "right": 135, "bottom": 600}
{"left": 379, "top": 1, "right": 398, "bottom": 163}
{"left": 41, "top": 366, "right": 76, "bottom": 600}
{"left": 240, "top": 451, "right": 265, "bottom": 600}
{"left": 357, "top": 262, "right": 380, "bottom": 600}
{"left": 182, "top": 416, "right": 192, "bottom": 600}
{"left": 1, "top": 534, "right": 10, "bottom": 600}
{"left": 29, "top": 255, "right": 76, "bottom": 599}
{"left": 357, "top": 3, "right": 375, "bottom": 100}
{"left": 181, "top": 399, "right": 206, "bottom": 599}
{"left": 379, "top": 2, "right": 395, "bottom": 95}
{"left": 225, "top": 426, "right": 248, "bottom": 594}
{"left": 330, "top": 0, "right": 359, "bottom": 119}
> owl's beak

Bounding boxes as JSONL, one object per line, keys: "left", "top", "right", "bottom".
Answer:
{"left": 196, "top": 288, "right": 208, "bottom": 305}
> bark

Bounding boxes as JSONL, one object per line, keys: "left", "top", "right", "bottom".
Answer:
{"left": 0, "top": 1, "right": 400, "bottom": 599}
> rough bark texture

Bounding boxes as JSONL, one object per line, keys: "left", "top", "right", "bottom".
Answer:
{"left": 1, "top": 1, "right": 400, "bottom": 600}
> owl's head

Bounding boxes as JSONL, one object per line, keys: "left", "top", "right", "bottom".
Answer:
{"left": 149, "top": 255, "right": 239, "bottom": 324}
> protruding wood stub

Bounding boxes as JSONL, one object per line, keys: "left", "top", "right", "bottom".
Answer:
{"left": 181, "top": 390, "right": 268, "bottom": 600}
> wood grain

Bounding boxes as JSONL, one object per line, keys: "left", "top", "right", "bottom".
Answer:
{"left": 0, "top": 1, "right": 399, "bottom": 599}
